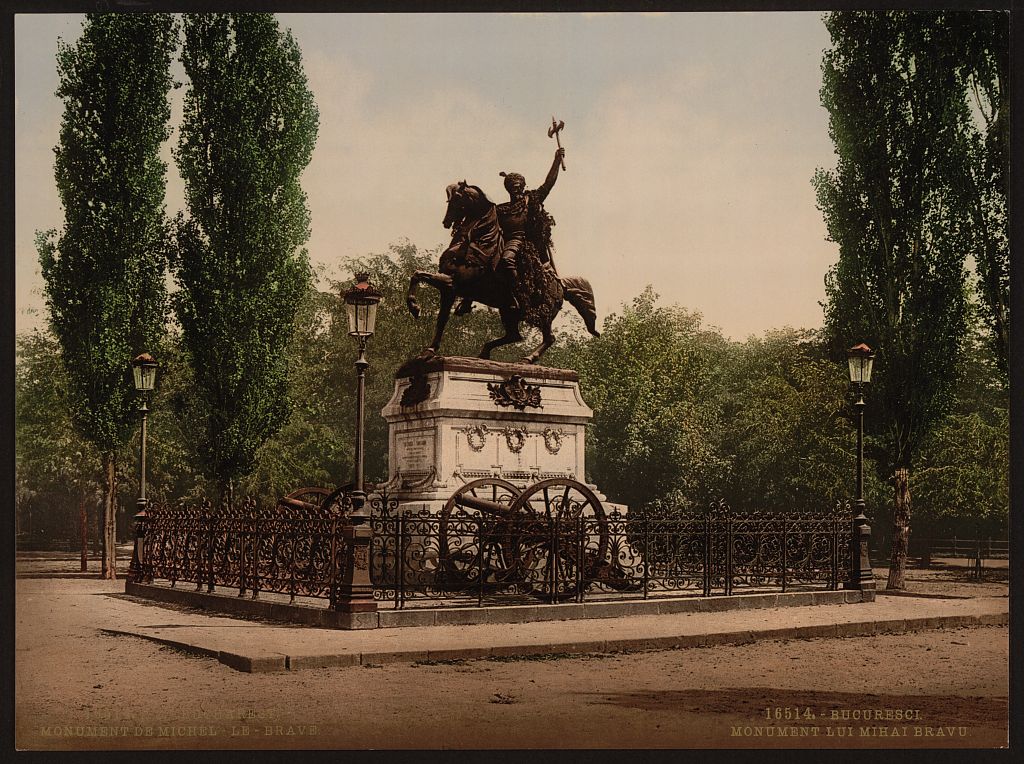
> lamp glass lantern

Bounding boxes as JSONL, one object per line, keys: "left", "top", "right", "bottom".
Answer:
{"left": 132, "top": 353, "right": 158, "bottom": 392}
{"left": 847, "top": 343, "right": 875, "bottom": 385}
{"left": 343, "top": 272, "right": 382, "bottom": 338}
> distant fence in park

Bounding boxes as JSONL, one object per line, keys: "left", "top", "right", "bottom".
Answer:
{"left": 917, "top": 537, "right": 1009, "bottom": 563}
{"left": 137, "top": 494, "right": 853, "bottom": 609}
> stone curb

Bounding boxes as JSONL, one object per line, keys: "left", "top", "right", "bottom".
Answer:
{"left": 105, "top": 610, "right": 1008, "bottom": 673}
{"left": 124, "top": 581, "right": 875, "bottom": 629}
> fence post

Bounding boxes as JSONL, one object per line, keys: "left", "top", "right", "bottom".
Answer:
{"left": 250, "top": 506, "right": 260, "bottom": 601}
{"left": 548, "top": 515, "right": 556, "bottom": 605}
{"left": 288, "top": 516, "right": 298, "bottom": 604}
{"left": 194, "top": 505, "right": 203, "bottom": 592}
{"left": 477, "top": 515, "right": 484, "bottom": 608}
{"left": 396, "top": 509, "right": 404, "bottom": 610}
{"left": 725, "top": 508, "right": 733, "bottom": 596}
{"left": 781, "top": 517, "right": 788, "bottom": 593}
{"left": 830, "top": 514, "right": 839, "bottom": 590}
{"left": 576, "top": 517, "right": 585, "bottom": 604}
{"left": 238, "top": 505, "right": 247, "bottom": 598}
{"left": 328, "top": 515, "right": 339, "bottom": 609}
{"left": 206, "top": 504, "right": 215, "bottom": 594}
{"left": 642, "top": 519, "right": 650, "bottom": 600}
{"left": 702, "top": 512, "right": 711, "bottom": 597}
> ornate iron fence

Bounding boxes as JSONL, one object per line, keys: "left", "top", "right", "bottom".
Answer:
{"left": 372, "top": 500, "right": 852, "bottom": 608}
{"left": 139, "top": 495, "right": 852, "bottom": 610}
{"left": 141, "top": 496, "right": 351, "bottom": 605}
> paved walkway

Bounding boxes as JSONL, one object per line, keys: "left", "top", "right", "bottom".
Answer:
{"left": 82, "top": 584, "right": 1008, "bottom": 672}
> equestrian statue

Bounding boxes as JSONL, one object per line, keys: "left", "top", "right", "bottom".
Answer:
{"left": 407, "top": 130, "right": 600, "bottom": 364}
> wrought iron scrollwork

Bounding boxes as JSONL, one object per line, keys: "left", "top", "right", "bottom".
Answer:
{"left": 141, "top": 488, "right": 853, "bottom": 611}
{"left": 142, "top": 493, "right": 351, "bottom": 603}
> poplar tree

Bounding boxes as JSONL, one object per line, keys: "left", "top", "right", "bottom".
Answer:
{"left": 171, "top": 14, "right": 318, "bottom": 501}
{"left": 38, "top": 13, "right": 177, "bottom": 578}
{"left": 955, "top": 13, "right": 1009, "bottom": 375}
{"left": 814, "top": 11, "right": 973, "bottom": 588}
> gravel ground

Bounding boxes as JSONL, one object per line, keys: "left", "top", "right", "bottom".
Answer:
{"left": 15, "top": 556, "right": 1009, "bottom": 750}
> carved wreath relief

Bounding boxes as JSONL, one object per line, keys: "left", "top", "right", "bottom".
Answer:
{"left": 503, "top": 427, "right": 528, "bottom": 454}
{"left": 465, "top": 425, "right": 488, "bottom": 452}
{"left": 487, "top": 374, "right": 542, "bottom": 410}
{"left": 542, "top": 427, "right": 563, "bottom": 454}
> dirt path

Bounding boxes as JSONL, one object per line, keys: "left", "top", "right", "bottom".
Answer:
{"left": 15, "top": 575, "right": 1007, "bottom": 750}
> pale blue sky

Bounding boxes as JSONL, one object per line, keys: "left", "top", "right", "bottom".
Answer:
{"left": 16, "top": 12, "right": 838, "bottom": 340}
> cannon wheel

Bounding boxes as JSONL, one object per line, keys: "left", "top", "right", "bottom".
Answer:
{"left": 507, "top": 478, "right": 609, "bottom": 600}
{"left": 439, "top": 478, "right": 521, "bottom": 585}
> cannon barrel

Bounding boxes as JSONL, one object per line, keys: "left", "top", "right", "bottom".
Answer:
{"left": 454, "top": 493, "right": 517, "bottom": 517}
{"left": 277, "top": 496, "right": 319, "bottom": 512}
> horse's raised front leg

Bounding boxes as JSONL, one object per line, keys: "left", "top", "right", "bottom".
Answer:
{"left": 407, "top": 270, "right": 453, "bottom": 319}
{"left": 480, "top": 310, "right": 523, "bottom": 360}
{"left": 522, "top": 323, "right": 556, "bottom": 364}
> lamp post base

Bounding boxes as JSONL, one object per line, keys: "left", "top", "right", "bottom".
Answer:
{"left": 127, "top": 498, "right": 149, "bottom": 587}
{"left": 333, "top": 522, "right": 378, "bottom": 614}
{"left": 847, "top": 515, "right": 875, "bottom": 590}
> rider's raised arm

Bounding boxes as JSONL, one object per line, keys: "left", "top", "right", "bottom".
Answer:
{"left": 534, "top": 147, "right": 565, "bottom": 202}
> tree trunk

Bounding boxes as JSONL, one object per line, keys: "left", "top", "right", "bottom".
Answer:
{"left": 93, "top": 501, "right": 101, "bottom": 557}
{"left": 886, "top": 466, "right": 912, "bottom": 590}
{"left": 101, "top": 452, "right": 118, "bottom": 580}
{"left": 79, "top": 492, "right": 88, "bottom": 573}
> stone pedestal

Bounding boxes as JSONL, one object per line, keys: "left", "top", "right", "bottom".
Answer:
{"left": 381, "top": 356, "right": 622, "bottom": 514}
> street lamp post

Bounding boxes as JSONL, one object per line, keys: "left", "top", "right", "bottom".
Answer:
{"left": 846, "top": 343, "right": 875, "bottom": 592}
{"left": 128, "top": 353, "right": 158, "bottom": 585}
{"left": 335, "top": 273, "right": 382, "bottom": 619}
{"left": 342, "top": 272, "right": 382, "bottom": 520}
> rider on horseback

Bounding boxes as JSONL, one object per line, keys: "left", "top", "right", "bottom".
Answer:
{"left": 455, "top": 147, "right": 564, "bottom": 315}
{"left": 496, "top": 147, "right": 564, "bottom": 311}
{"left": 409, "top": 150, "right": 599, "bottom": 363}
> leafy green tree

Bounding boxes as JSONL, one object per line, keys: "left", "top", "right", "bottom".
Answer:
{"left": 38, "top": 13, "right": 177, "bottom": 578}
{"left": 549, "top": 288, "right": 731, "bottom": 513}
{"left": 171, "top": 13, "right": 318, "bottom": 502}
{"left": 814, "top": 11, "right": 975, "bottom": 588}
{"left": 717, "top": 329, "right": 887, "bottom": 516}
{"left": 910, "top": 333, "right": 1009, "bottom": 539}
{"left": 15, "top": 331, "right": 103, "bottom": 562}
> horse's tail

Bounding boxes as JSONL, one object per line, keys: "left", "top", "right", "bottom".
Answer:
{"left": 560, "top": 275, "right": 600, "bottom": 337}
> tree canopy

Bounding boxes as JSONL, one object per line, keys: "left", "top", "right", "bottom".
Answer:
{"left": 38, "top": 12, "right": 177, "bottom": 576}
{"left": 814, "top": 10, "right": 988, "bottom": 587}
{"left": 171, "top": 13, "right": 319, "bottom": 498}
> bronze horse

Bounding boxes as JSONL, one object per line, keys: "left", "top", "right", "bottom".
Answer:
{"left": 406, "top": 181, "right": 600, "bottom": 363}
